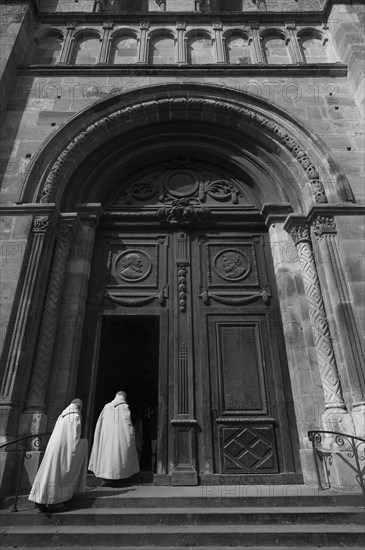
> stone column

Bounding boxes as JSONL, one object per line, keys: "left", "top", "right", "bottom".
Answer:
{"left": 171, "top": 230, "right": 198, "bottom": 485}
{"left": 250, "top": 22, "right": 265, "bottom": 64}
{"left": 46, "top": 205, "right": 102, "bottom": 426}
{"left": 59, "top": 23, "right": 76, "bottom": 64}
{"left": 213, "top": 22, "right": 225, "bottom": 63}
{"left": 0, "top": 212, "right": 56, "bottom": 439}
{"left": 137, "top": 22, "right": 150, "bottom": 63}
{"left": 21, "top": 215, "right": 80, "bottom": 434}
{"left": 286, "top": 23, "right": 306, "bottom": 63}
{"left": 311, "top": 214, "right": 365, "bottom": 436}
{"left": 284, "top": 216, "right": 353, "bottom": 433}
{"left": 97, "top": 22, "right": 113, "bottom": 64}
{"left": 176, "top": 22, "right": 187, "bottom": 64}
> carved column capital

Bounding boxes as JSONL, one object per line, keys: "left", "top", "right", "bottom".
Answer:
{"left": 213, "top": 21, "right": 223, "bottom": 31}
{"left": 33, "top": 216, "right": 52, "bottom": 233}
{"left": 312, "top": 215, "right": 336, "bottom": 240}
{"left": 249, "top": 21, "right": 260, "bottom": 31}
{"left": 289, "top": 224, "right": 311, "bottom": 246}
{"left": 285, "top": 22, "right": 297, "bottom": 31}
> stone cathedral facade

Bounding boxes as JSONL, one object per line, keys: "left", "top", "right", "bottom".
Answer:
{"left": 0, "top": 0, "right": 364, "bottom": 494}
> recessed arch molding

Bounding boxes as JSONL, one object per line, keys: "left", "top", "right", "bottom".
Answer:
{"left": 21, "top": 84, "right": 354, "bottom": 208}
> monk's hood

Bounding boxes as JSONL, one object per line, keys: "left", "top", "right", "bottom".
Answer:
{"left": 61, "top": 403, "right": 81, "bottom": 417}
{"left": 112, "top": 397, "right": 127, "bottom": 408}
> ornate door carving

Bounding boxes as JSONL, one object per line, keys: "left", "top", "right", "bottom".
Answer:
{"left": 81, "top": 160, "right": 299, "bottom": 482}
{"left": 192, "top": 232, "right": 298, "bottom": 477}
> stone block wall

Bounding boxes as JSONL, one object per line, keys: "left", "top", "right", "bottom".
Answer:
{"left": 329, "top": 3, "right": 365, "bottom": 116}
{"left": 0, "top": 2, "right": 34, "bottom": 116}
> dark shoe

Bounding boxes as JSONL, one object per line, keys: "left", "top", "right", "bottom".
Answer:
{"left": 35, "top": 503, "right": 47, "bottom": 513}
{"left": 47, "top": 503, "right": 70, "bottom": 513}
{"left": 100, "top": 479, "right": 116, "bottom": 487}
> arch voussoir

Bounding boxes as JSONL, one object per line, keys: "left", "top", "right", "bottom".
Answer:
{"left": 22, "top": 85, "right": 347, "bottom": 208}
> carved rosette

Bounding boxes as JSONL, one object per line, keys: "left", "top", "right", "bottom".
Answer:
{"left": 289, "top": 222, "right": 346, "bottom": 411}
{"left": 24, "top": 221, "right": 78, "bottom": 413}
{"left": 39, "top": 97, "right": 328, "bottom": 205}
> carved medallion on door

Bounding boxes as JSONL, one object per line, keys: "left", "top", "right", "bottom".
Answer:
{"left": 104, "top": 235, "right": 169, "bottom": 307}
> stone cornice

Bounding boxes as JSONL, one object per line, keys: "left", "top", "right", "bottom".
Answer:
{"left": 17, "top": 64, "right": 348, "bottom": 77}
{"left": 34, "top": 1, "right": 353, "bottom": 25}
{"left": 0, "top": 204, "right": 58, "bottom": 216}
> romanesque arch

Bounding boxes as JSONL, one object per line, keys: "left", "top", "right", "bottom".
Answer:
{"left": 1, "top": 84, "right": 364, "bottom": 490}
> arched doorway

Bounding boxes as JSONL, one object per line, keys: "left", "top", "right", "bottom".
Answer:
{"left": 75, "top": 156, "right": 301, "bottom": 485}
{"left": 2, "top": 84, "right": 359, "bottom": 491}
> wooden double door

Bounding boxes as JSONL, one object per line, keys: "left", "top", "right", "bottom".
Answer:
{"left": 84, "top": 225, "right": 300, "bottom": 483}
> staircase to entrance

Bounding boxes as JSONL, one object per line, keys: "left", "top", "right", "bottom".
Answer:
{"left": 1, "top": 481, "right": 364, "bottom": 549}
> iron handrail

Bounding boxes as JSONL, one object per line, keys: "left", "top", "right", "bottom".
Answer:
{"left": 308, "top": 429, "right": 365, "bottom": 496}
{"left": 0, "top": 432, "right": 51, "bottom": 512}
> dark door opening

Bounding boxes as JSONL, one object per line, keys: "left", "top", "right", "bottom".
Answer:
{"left": 94, "top": 315, "right": 160, "bottom": 472}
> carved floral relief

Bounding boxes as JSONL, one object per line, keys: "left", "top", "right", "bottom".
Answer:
{"left": 112, "top": 159, "right": 252, "bottom": 208}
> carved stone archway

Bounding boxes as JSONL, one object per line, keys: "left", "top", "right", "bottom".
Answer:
{"left": 1, "top": 84, "right": 363, "bottom": 493}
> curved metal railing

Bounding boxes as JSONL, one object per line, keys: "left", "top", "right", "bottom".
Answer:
{"left": 308, "top": 430, "right": 365, "bottom": 496}
{"left": 0, "top": 432, "right": 51, "bottom": 512}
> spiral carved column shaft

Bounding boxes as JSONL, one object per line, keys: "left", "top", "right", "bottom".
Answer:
{"left": 312, "top": 215, "right": 365, "bottom": 435}
{"left": 24, "top": 219, "right": 79, "bottom": 414}
{"left": 286, "top": 221, "right": 349, "bottom": 425}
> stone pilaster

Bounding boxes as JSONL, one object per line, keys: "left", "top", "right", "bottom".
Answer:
{"left": 0, "top": 212, "right": 57, "bottom": 439}
{"left": 262, "top": 203, "right": 320, "bottom": 486}
{"left": 97, "top": 22, "right": 113, "bottom": 64}
{"left": 171, "top": 230, "right": 198, "bottom": 485}
{"left": 284, "top": 216, "right": 354, "bottom": 433}
{"left": 176, "top": 22, "right": 187, "bottom": 64}
{"left": 21, "top": 215, "right": 80, "bottom": 434}
{"left": 59, "top": 23, "right": 76, "bottom": 64}
{"left": 46, "top": 205, "right": 102, "bottom": 427}
{"left": 311, "top": 214, "right": 365, "bottom": 436}
{"left": 286, "top": 23, "right": 306, "bottom": 63}
{"left": 137, "top": 22, "right": 150, "bottom": 63}
{"left": 213, "top": 22, "right": 225, "bottom": 63}
{"left": 250, "top": 22, "right": 265, "bottom": 64}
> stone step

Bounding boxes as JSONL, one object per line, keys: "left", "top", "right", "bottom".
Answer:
{"left": 1, "top": 506, "right": 364, "bottom": 526}
{"left": 6, "top": 547, "right": 363, "bottom": 550}
{"left": 1, "top": 523, "right": 364, "bottom": 547}
{"left": 11, "top": 548, "right": 364, "bottom": 550}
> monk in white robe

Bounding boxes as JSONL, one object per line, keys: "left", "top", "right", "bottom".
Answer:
{"left": 88, "top": 391, "right": 140, "bottom": 486}
{"left": 28, "top": 399, "right": 88, "bottom": 512}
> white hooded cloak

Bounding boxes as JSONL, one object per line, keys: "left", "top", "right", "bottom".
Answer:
{"left": 88, "top": 394, "right": 140, "bottom": 480}
{"left": 28, "top": 403, "right": 88, "bottom": 505}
